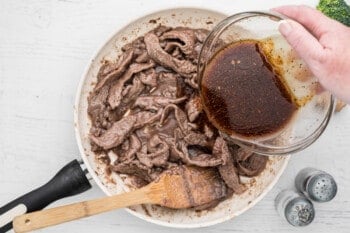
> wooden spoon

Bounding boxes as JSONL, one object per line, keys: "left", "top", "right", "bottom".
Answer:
{"left": 13, "top": 165, "right": 227, "bottom": 233}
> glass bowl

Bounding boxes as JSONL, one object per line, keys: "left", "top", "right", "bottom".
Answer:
{"left": 198, "top": 11, "right": 334, "bottom": 156}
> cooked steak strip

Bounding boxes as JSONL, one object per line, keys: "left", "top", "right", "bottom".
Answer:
{"left": 144, "top": 33, "right": 196, "bottom": 75}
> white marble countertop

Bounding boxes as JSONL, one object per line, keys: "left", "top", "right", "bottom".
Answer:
{"left": 1, "top": 0, "right": 350, "bottom": 232}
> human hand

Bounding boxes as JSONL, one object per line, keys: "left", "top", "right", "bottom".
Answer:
{"left": 273, "top": 5, "right": 350, "bottom": 104}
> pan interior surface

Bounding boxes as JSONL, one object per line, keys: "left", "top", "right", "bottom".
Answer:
{"left": 74, "top": 7, "right": 289, "bottom": 228}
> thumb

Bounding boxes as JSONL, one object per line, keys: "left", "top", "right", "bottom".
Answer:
{"left": 278, "top": 19, "right": 325, "bottom": 66}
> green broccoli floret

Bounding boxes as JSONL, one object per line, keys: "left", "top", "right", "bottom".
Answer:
{"left": 317, "top": 0, "right": 350, "bottom": 26}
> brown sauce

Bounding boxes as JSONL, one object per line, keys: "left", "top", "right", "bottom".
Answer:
{"left": 201, "top": 40, "right": 297, "bottom": 137}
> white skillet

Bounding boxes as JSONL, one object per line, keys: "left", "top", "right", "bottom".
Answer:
{"left": 0, "top": 8, "right": 289, "bottom": 231}
{"left": 74, "top": 7, "right": 290, "bottom": 228}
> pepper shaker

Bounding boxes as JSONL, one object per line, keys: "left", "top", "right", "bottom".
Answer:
{"left": 275, "top": 190, "right": 315, "bottom": 226}
{"left": 295, "top": 167, "right": 337, "bottom": 202}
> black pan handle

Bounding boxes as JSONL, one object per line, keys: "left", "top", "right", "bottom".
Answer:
{"left": 0, "top": 159, "right": 92, "bottom": 233}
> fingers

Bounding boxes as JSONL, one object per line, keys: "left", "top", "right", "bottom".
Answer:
{"left": 278, "top": 19, "right": 325, "bottom": 64}
{"left": 273, "top": 5, "right": 336, "bottom": 39}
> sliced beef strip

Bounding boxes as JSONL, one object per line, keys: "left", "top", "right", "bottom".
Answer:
{"left": 133, "top": 109, "right": 163, "bottom": 128}
{"left": 108, "top": 60, "right": 155, "bottom": 109}
{"left": 139, "top": 69, "right": 157, "bottom": 87}
{"left": 121, "top": 36, "right": 146, "bottom": 55}
{"left": 133, "top": 96, "right": 187, "bottom": 111}
{"left": 97, "top": 49, "right": 134, "bottom": 82}
{"left": 232, "top": 147, "right": 268, "bottom": 177}
{"left": 88, "top": 85, "right": 110, "bottom": 132}
{"left": 157, "top": 116, "right": 179, "bottom": 137}
{"left": 110, "top": 160, "right": 153, "bottom": 183}
{"left": 160, "top": 28, "right": 197, "bottom": 57}
{"left": 216, "top": 138, "right": 246, "bottom": 194}
{"left": 151, "top": 72, "right": 178, "bottom": 98}
{"left": 159, "top": 104, "right": 191, "bottom": 133}
{"left": 90, "top": 116, "right": 136, "bottom": 150}
{"left": 174, "top": 139, "right": 223, "bottom": 167}
{"left": 117, "top": 134, "right": 141, "bottom": 163}
{"left": 135, "top": 113, "right": 179, "bottom": 162}
{"left": 185, "top": 96, "right": 202, "bottom": 122}
{"left": 92, "top": 110, "right": 162, "bottom": 150}
{"left": 183, "top": 132, "right": 208, "bottom": 147}
{"left": 163, "top": 42, "right": 183, "bottom": 54}
{"left": 95, "top": 50, "right": 134, "bottom": 90}
{"left": 135, "top": 51, "right": 150, "bottom": 63}
{"left": 138, "top": 112, "right": 179, "bottom": 139}
{"left": 98, "top": 61, "right": 115, "bottom": 82}
{"left": 236, "top": 148, "right": 254, "bottom": 161}
{"left": 136, "top": 135, "right": 170, "bottom": 167}
{"left": 144, "top": 32, "right": 196, "bottom": 76}
{"left": 162, "top": 136, "right": 182, "bottom": 162}
{"left": 236, "top": 152, "right": 268, "bottom": 177}
{"left": 122, "top": 77, "right": 145, "bottom": 104}
{"left": 187, "top": 152, "right": 223, "bottom": 167}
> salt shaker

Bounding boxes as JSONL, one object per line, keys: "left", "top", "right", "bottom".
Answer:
{"left": 275, "top": 190, "right": 315, "bottom": 226}
{"left": 295, "top": 167, "right": 337, "bottom": 202}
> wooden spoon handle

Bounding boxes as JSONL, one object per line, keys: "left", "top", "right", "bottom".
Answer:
{"left": 13, "top": 188, "right": 151, "bottom": 233}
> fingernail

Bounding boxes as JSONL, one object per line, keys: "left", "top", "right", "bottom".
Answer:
{"left": 278, "top": 20, "right": 293, "bottom": 35}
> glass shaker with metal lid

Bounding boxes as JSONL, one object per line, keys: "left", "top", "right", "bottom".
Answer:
{"left": 295, "top": 167, "right": 337, "bottom": 202}
{"left": 275, "top": 190, "right": 315, "bottom": 226}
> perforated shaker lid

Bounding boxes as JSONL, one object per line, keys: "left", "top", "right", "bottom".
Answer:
{"left": 285, "top": 197, "right": 315, "bottom": 227}
{"left": 307, "top": 173, "right": 337, "bottom": 202}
